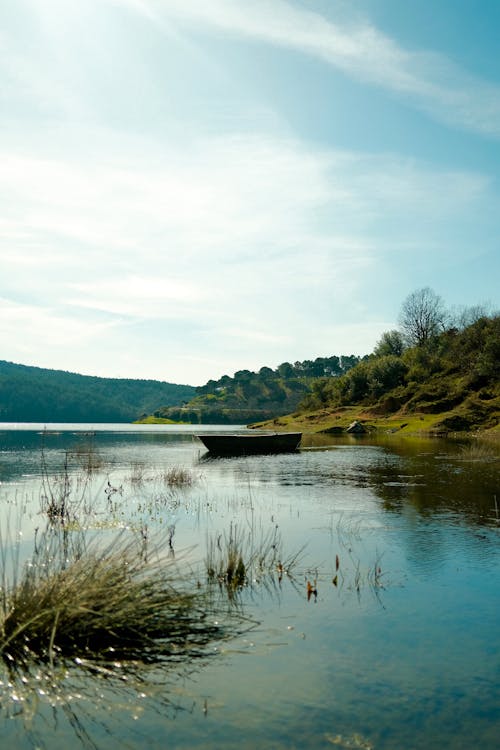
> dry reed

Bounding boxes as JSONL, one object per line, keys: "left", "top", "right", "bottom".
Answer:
{"left": 206, "top": 522, "right": 303, "bottom": 595}
{"left": 0, "top": 527, "right": 223, "bottom": 668}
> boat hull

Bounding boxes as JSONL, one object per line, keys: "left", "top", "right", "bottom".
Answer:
{"left": 196, "top": 432, "right": 302, "bottom": 456}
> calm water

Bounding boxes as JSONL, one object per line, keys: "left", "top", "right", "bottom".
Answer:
{"left": 0, "top": 424, "right": 499, "bottom": 749}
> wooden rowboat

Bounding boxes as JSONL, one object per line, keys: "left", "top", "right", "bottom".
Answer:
{"left": 196, "top": 432, "right": 302, "bottom": 456}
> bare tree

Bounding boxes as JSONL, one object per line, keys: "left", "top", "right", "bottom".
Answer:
{"left": 399, "top": 287, "right": 446, "bottom": 347}
{"left": 449, "top": 303, "right": 494, "bottom": 330}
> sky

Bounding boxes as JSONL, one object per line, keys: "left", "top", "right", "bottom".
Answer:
{"left": 1, "top": 0, "right": 499, "bottom": 386}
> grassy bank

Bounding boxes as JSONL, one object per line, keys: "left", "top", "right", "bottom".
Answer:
{"left": 133, "top": 415, "right": 186, "bottom": 425}
{"left": 252, "top": 402, "right": 500, "bottom": 438}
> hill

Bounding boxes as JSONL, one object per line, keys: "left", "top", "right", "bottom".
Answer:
{"left": 147, "top": 356, "right": 363, "bottom": 424}
{"left": 253, "top": 310, "right": 500, "bottom": 436}
{"left": 0, "top": 361, "right": 195, "bottom": 423}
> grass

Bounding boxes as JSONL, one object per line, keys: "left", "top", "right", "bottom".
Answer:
{"left": 206, "top": 522, "right": 303, "bottom": 596}
{"left": 252, "top": 406, "right": 443, "bottom": 436}
{"left": 457, "top": 442, "right": 499, "bottom": 462}
{"left": 133, "top": 416, "right": 185, "bottom": 425}
{"left": 128, "top": 461, "right": 148, "bottom": 484}
{"left": 39, "top": 442, "right": 106, "bottom": 525}
{"left": 161, "top": 466, "right": 196, "bottom": 487}
{"left": 0, "top": 527, "right": 225, "bottom": 669}
{"left": 252, "top": 393, "right": 500, "bottom": 437}
{"left": 69, "top": 441, "right": 105, "bottom": 474}
{"left": 128, "top": 463, "right": 197, "bottom": 488}
{"left": 40, "top": 450, "right": 76, "bottom": 524}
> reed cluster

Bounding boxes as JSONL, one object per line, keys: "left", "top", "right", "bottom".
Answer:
{"left": 128, "top": 463, "right": 196, "bottom": 488}
{"left": 161, "top": 466, "right": 196, "bottom": 487}
{"left": 0, "top": 528, "right": 222, "bottom": 668}
{"left": 457, "top": 442, "right": 498, "bottom": 462}
{"left": 69, "top": 441, "right": 105, "bottom": 474}
{"left": 206, "top": 522, "right": 302, "bottom": 594}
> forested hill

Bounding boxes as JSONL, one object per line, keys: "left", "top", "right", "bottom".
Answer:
{"left": 0, "top": 361, "right": 195, "bottom": 423}
{"left": 150, "top": 355, "right": 363, "bottom": 424}
{"left": 259, "top": 295, "right": 499, "bottom": 435}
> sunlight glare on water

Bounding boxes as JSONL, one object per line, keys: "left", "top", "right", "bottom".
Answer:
{"left": 0, "top": 424, "right": 498, "bottom": 749}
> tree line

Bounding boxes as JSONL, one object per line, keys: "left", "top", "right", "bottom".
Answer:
{"left": 196, "top": 355, "right": 362, "bottom": 396}
{"left": 300, "top": 288, "right": 499, "bottom": 430}
{"left": 0, "top": 361, "right": 195, "bottom": 423}
{"left": 153, "top": 355, "right": 363, "bottom": 424}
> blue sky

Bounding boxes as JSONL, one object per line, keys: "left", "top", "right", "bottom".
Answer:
{"left": 1, "top": 0, "right": 499, "bottom": 385}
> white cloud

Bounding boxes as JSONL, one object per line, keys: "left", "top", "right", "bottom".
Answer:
{"left": 0, "top": 134, "right": 493, "bottom": 326}
{"left": 68, "top": 276, "right": 205, "bottom": 319}
{"left": 0, "top": 297, "right": 119, "bottom": 354}
{"left": 124, "top": 0, "right": 500, "bottom": 138}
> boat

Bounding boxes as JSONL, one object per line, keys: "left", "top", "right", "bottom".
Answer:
{"left": 196, "top": 432, "right": 302, "bottom": 456}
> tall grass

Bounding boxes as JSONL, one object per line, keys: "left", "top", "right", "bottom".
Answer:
{"left": 206, "top": 522, "right": 303, "bottom": 596}
{"left": 69, "top": 440, "right": 104, "bottom": 475}
{"left": 38, "top": 435, "right": 107, "bottom": 525}
{"left": 161, "top": 466, "right": 196, "bottom": 487}
{"left": 0, "top": 526, "right": 224, "bottom": 668}
{"left": 40, "top": 449, "right": 73, "bottom": 524}
{"left": 128, "top": 463, "right": 197, "bottom": 488}
{"left": 457, "top": 442, "right": 498, "bottom": 462}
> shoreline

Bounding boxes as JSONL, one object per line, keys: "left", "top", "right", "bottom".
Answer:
{"left": 250, "top": 405, "right": 500, "bottom": 439}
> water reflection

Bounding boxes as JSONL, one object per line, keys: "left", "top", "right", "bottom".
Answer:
{"left": 0, "top": 425, "right": 498, "bottom": 749}
{"left": 364, "top": 441, "right": 499, "bottom": 524}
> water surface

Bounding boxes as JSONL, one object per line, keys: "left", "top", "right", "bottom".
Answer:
{"left": 0, "top": 424, "right": 498, "bottom": 749}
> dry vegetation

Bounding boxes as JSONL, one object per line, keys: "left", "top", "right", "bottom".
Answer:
{"left": 0, "top": 528, "right": 224, "bottom": 668}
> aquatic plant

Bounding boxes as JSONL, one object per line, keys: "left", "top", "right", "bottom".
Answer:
{"left": 39, "top": 449, "right": 74, "bottom": 524}
{"left": 206, "top": 522, "right": 303, "bottom": 596}
{"left": 0, "top": 527, "right": 225, "bottom": 669}
{"left": 457, "top": 442, "right": 498, "bottom": 462}
{"left": 69, "top": 439, "right": 104, "bottom": 475}
{"left": 128, "top": 463, "right": 197, "bottom": 488}
{"left": 207, "top": 523, "right": 247, "bottom": 590}
{"left": 161, "top": 466, "right": 196, "bottom": 487}
{"left": 38, "top": 436, "right": 109, "bottom": 525}
{"left": 128, "top": 460, "right": 149, "bottom": 484}
{"left": 40, "top": 460, "right": 118, "bottom": 528}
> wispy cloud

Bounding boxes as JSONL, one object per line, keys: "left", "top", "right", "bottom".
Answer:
{"left": 125, "top": 0, "right": 500, "bottom": 138}
{"left": 0, "top": 297, "right": 118, "bottom": 353}
{"left": 1, "top": 131, "right": 493, "bottom": 378}
{"left": 67, "top": 276, "right": 206, "bottom": 319}
{"left": 1, "top": 1, "right": 498, "bottom": 383}
{"left": 1, "top": 135, "right": 490, "bottom": 301}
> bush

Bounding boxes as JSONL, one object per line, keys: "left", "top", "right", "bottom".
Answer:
{"left": 367, "top": 356, "right": 408, "bottom": 399}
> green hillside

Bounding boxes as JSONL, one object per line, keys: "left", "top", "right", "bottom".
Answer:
{"left": 0, "top": 361, "right": 195, "bottom": 423}
{"left": 148, "top": 356, "right": 362, "bottom": 424}
{"left": 254, "top": 296, "right": 499, "bottom": 436}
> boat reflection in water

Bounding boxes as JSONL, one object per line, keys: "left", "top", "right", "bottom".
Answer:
{"left": 196, "top": 431, "right": 302, "bottom": 456}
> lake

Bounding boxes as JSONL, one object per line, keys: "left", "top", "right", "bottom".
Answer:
{"left": 0, "top": 423, "right": 498, "bottom": 749}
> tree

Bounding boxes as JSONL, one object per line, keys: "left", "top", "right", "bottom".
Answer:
{"left": 366, "top": 355, "right": 408, "bottom": 398}
{"left": 323, "top": 356, "right": 341, "bottom": 376}
{"left": 450, "top": 303, "right": 494, "bottom": 331}
{"left": 399, "top": 287, "right": 446, "bottom": 347}
{"left": 233, "top": 370, "right": 252, "bottom": 382}
{"left": 258, "top": 366, "right": 275, "bottom": 380}
{"left": 373, "top": 330, "right": 404, "bottom": 357}
{"left": 277, "top": 362, "right": 294, "bottom": 378}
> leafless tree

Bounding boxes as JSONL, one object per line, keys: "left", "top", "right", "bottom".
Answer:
{"left": 449, "top": 303, "right": 495, "bottom": 330}
{"left": 399, "top": 287, "right": 446, "bottom": 347}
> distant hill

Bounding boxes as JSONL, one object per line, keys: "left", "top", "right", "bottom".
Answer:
{"left": 149, "top": 356, "right": 363, "bottom": 424}
{"left": 261, "top": 313, "right": 500, "bottom": 435}
{"left": 0, "top": 361, "right": 195, "bottom": 423}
